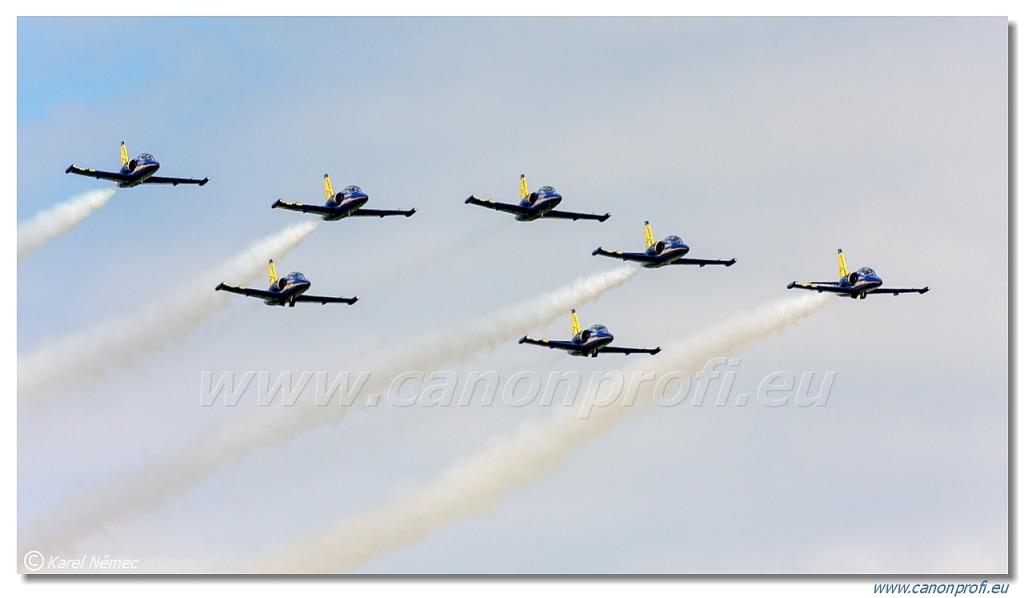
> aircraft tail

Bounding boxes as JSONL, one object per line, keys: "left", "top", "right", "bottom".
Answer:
{"left": 519, "top": 174, "right": 529, "bottom": 201}
{"left": 268, "top": 259, "right": 278, "bottom": 285}
{"left": 570, "top": 308, "right": 581, "bottom": 337}
{"left": 837, "top": 248, "right": 848, "bottom": 279}
{"left": 324, "top": 174, "right": 334, "bottom": 201}
{"left": 120, "top": 142, "right": 129, "bottom": 167}
{"left": 644, "top": 220, "right": 655, "bottom": 249}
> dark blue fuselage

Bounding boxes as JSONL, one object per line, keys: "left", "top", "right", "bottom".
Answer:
{"left": 642, "top": 237, "right": 691, "bottom": 268}
{"left": 323, "top": 189, "right": 369, "bottom": 221}
{"left": 836, "top": 268, "right": 884, "bottom": 298}
{"left": 514, "top": 189, "right": 563, "bottom": 221}
{"left": 569, "top": 326, "right": 615, "bottom": 356}
{"left": 117, "top": 154, "right": 161, "bottom": 188}
{"left": 265, "top": 273, "right": 312, "bottom": 306}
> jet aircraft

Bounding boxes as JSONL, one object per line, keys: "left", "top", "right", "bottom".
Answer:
{"left": 65, "top": 142, "right": 209, "bottom": 188}
{"left": 787, "top": 249, "right": 929, "bottom": 299}
{"left": 518, "top": 309, "right": 661, "bottom": 358}
{"left": 215, "top": 259, "right": 359, "bottom": 307}
{"left": 272, "top": 174, "right": 417, "bottom": 220}
{"left": 592, "top": 221, "right": 736, "bottom": 268}
{"left": 465, "top": 174, "right": 610, "bottom": 222}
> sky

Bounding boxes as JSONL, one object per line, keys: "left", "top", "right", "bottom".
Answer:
{"left": 13, "top": 14, "right": 1009, "bottom": 586}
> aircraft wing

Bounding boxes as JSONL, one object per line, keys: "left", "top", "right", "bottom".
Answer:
{"left": 868, "top": 286, "right": 930, "bottom": 296}
{"left": 518, "top": 336, "right": 579, "bottom": 352}
{"left": 293, "top": 294, "right": 360, "bottom": 305}
{"left": 143, "top": 175, "right": 210, "bottom": 186}
{"left": 272, "top": 200, "right": 346, "bottom": 217}
{"left": 591, "top": 248, "right": 661, "bottom": 264}
{"left": 599, "top": 345, "right": 662, "bottom": 355}
{"left": 350, "top": 208, "right": 418, "bottom": 218}
{"left": 542, "top": 209, "right": 611, "bottom": 222}
{"left": 464, "top": 196, "right": 533, "bottom": 217}
{"left": 669, "top": 257, "right": 737, "bottom": 267}
{"left": 786, "top": 281, "right": 848, "bottom": 294}
{"left": 215, "top": 283, "right": 280, "bottom": 301}
{"left": 65, "top": 164, "right": 130, "bottom": 183}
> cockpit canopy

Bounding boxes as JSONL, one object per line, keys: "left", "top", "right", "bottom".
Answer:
{"left": 856, "top": 267, "right": 876, "bottom": 277}
{"left": 537, "top": 186, "right": 557, "bottom": 195}
{"left": 287, "top": 271, "right": 306, "bottom": 281}
{"left": 136, "top": 153, "right": 154, "bottom": 162}
{"left": 344, "top": 185, "right": 362, "bottom": 194}
{"left": 591, "top": 324, "right": 608, "bottom": 333}
{"left": 664, "top": 235, "right": 684, "bottom": 245}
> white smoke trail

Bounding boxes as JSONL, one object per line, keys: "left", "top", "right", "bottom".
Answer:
{"left": 247, "top": 293, "right": 832, "bottom": 573}
{"left": 18, "top": 188, "right": 117, "bottom": 263}
{"left": 22, "top": 264, "right": 639, "bottom": 557}
{"left": 18, "top": 221, "right": 320, "bottom": 400}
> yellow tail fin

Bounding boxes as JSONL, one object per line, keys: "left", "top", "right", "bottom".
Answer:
{"left": 837, "top": 249, "right": 848, "bottom": 279}
{"left": 120, "top": 142, "right": 129, "bottom": 167}
{"left": 519, "top": 174, "right": 529, "bottom": 201}
{"left": 570, "top": 309, "right": 581, "bottom": 337}
{"left": 644, "top": 220, "right": 655, "bottom": 249}
{"left": 268, "top": 259, "right": 278, "bottom": 285}
{"left": 324, "top": 174, "right": 334, "bottom": 201}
